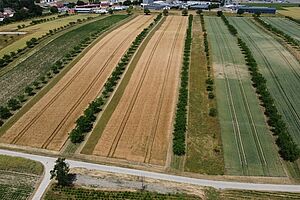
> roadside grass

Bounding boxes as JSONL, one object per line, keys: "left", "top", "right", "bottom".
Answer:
{"left": 183, "top": 16, "right": 224, "bottom": 175}
{"left": 229, "top": 17, "right": 300, "bottom": 167}
{"left": 240, "top": 3, "right": 299, "bottom": 10}
{"left": 0, "top": 15, "right": 127, "bottom": 106}
{"left": 0, "top": 15, "right": 132, "bottom": 137}
{"left": 81, "top": 16, "right": 165, "bottom": 155}
{"left": 205, "top": 16, "right": 285, "bottom": 176}
{"left": 261, "top": 17, "right": 300, "bottom": 42}
{"left": 0, "top": 154, "right": 43, "bottom": 175}
{"left": 278, "top": 7, "right": 300, "bottom": 19}
{"left": 44, "top": 184, "right": 199, "bottom": 200}
{"left": 0, "top": 14, "right": 99, "bottom": 57}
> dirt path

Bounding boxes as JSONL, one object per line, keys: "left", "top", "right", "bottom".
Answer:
{"left": 92, "top": 16, "right": 187, "bottom": 166}
{"left": 0, "top": 15, "right": 154, "bottom": 151}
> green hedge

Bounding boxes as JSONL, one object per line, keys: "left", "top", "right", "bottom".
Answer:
{"left": 172, "top": 15, "right": 193, "bottom": 156}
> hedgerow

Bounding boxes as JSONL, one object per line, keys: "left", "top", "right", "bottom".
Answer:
{"left": 69, "top": 14, "right": 163, "bottom": 143}
{"left": 254, "top": 17, "right": 299, "bottom": 47}
{"left": 221, "top": 15, "right": 300, "bottom": 162}
{"left": 172, "top": 15, "right": 193, "bottom": 156}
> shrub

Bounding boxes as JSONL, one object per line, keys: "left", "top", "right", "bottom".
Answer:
{"left": 209, "top": 108, "right": 217, "bottom": 117}
{"left": 7, "top": 98, "right": 21, "bottom": 111}
{"left": 0, "top": 106, "right": 12, "bottom": 119}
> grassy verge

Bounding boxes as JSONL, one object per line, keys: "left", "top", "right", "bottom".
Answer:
{"left": 183, "top": 15, "right": 224, "bottom": 175}
{"left": 0, "top": 154, "right": 43, "bottom": 175}
{"left": 0, "top": 15, "right": 133, "bottom": 136}
{"left": 81, "top": 16, "right": 165, "bottom": 155}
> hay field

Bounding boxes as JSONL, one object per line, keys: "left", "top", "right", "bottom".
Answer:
{"left": 279, "top": 7, "right": 300, "bottom": 19}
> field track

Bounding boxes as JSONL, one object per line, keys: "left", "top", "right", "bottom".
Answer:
{"left": 205, "top": 16, "right": 284, "bottom": 176}
{"left": 92, "top": 16, "right": 187, "bottom": 166}
{"left": 0, "top": 15, "right": 154, "bottom": 151}
{"left": 229, "top": 17, "right": 300, "bottom": 147}
{"left": 262, "top": 17, "right": 300, "bottom": 42}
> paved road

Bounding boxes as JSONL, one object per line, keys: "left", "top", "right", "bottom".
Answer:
{"left": 0, "top": 149, "right": 299, "bottom": 200}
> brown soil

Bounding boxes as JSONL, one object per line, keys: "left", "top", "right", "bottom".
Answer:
{"left": 92, "top": 16, "right": 188, "bottom": 166}
{"left": 0, "top": 15, "right": 154, "bottom": 151}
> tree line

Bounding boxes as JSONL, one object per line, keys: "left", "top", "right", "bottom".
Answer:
{"left": 172, "top": 15, "right": 193, "bottom": 156}
{"left": 220, "top": 14, "right": 300, "bottom": 162}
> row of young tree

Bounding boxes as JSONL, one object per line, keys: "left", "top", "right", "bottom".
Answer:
{"left": 69, "top": 14, "right": 163, "bottom": 143}
{"left": 0, "top": 16, "right": 92, "bottom": 69}
{"left": 221, "top": 15, "right": 300, "bottom": 162}
{"left": 285, "top": 16, "right": 300, "bottom": 25}
{"left": 0, "top": 18, "right": 105, "bottom": 128}
{"left": 254, "top": 17, "right": 299, "bottom": 47}
{"left": 172, "top": 15, "right": 193, "bottom": 156}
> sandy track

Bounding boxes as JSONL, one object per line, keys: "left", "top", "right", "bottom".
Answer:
{"left": 0, "top": 15, "right": 154, "bottom": 151}
{"left": 92, "top": 16, "right": 187, "bottom": 166}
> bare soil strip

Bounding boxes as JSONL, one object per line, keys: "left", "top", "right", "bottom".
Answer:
{"left": 0, "top": 15, "right": 154, "bottom": 151}
{"left": 92, "top": 16, "right": 187, "bottom": 166}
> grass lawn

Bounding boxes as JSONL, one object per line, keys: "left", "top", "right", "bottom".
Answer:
{"left": 0, "top": 14, "right": 99, "bottom": 57}
{"left": 183, "top": 15, "right": 224, "bottom": 175}
{"left": 278, "top": 7, "right": 300, "bottom": 19}
{"left": 205, "top": 16, "right": 285, "bottom": 176}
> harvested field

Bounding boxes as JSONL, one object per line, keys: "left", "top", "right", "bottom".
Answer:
{"left": 262, "top": 17, "right": 300, "bottom": 41}
{"left": 229, "top": 17, "right": 300, "bottom": 147}
{"left": 91, "top": 16, "right": 187, "bottom": 166}
{"left": 205, "top": 16, "right": 285, "bottom": 176}
{"left": 0, "top": 15, "right": 154, "bottom": 151}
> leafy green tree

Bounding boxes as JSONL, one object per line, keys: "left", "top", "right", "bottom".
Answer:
{"left": 182, "top": 8, "right": 188, "bottom": 16}
{"left": 50, "top": 6, "right": 58, "bottom": 13}
{"left": 144, "top": 8, "right": 150, "bottom": 15}
{"left": 163, "top": 9, "right": 168, "bottom": 16}
{"left": 25, "top": 86, "right": 34, "bottom": 96}
{"left": 217, "top": 10, "right": 223, "bottom": 17}
{"left": 0, "top": 106, "right": 12, "bottom": 119}
{"left": 196, "top": 9, "right": 202, "bottom": 15}
{"left": 7, "top": 98, "right": 21, "bottom": 111}
{"left": 50, "top": 158, "right": 71, "bottom": 186}
{"left": 18, "top": 95, "right": 26, "bottom": 102}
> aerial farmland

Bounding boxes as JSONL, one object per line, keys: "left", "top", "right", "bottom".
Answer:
{"left": 0, "top": 0, "right": 300, "bottom": 199}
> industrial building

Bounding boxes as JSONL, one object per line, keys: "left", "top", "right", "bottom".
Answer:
{"left": 237, "top": 7, "right": 276, "bottom": 14}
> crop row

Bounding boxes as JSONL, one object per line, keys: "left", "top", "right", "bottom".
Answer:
{"left": 0, "top": 16, "right": 95, "bottom": 69}
{"left": 172, "top": 15, "right": 193, "bottom": 156}
{"left": 254, "top": 17, "right": 299, "bottom": 46}
{"left": 69, "top": 14, "right": 163, "bottom": 143}
{"left": 45, "top": 185, "right": 198, "bottom": 200}
{"left": 221, "top": 15, "right": 300, "bottom": 162}
{"left": 0, "top": 16, "right": 126, "bottom": 127}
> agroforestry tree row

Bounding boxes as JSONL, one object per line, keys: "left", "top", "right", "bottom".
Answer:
{"left": 254, "top": 17, "right": 299, "bottom": 47}
{"left": 221, "top": 15, "right": 300, "bottom": 162}
{"left": 69, "top": 14, "right": 163, "bottom": 143}
{"left": 172, "top": 15, "right": 193, "bottom": 156}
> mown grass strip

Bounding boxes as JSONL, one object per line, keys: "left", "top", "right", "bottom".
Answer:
{"left": 172, "top": 15, "right": 193, "bottom": 156}
{"left": 80, "top": 14, "right": 164, "bottom": 154}
{"left": 221, "top": 15, "right": 300, "bottom": 162}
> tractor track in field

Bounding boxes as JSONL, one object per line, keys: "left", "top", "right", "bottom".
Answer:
{"left": 210, "top": 18, "right": 248, "bottom": 174}
{"left": 107, "top": 17, "right": 174, "bottom": 158}
{"left": 143, "top": 17, "right": 184, "bottom": 163}
{"left": 235, "top": 18, "right": 300, "bottom": 136}
{"left": 223, "top": 29, "right": 268, "bottom": 175}
{"left": 9, "top": 16, "right": 153, "bottom": 147}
